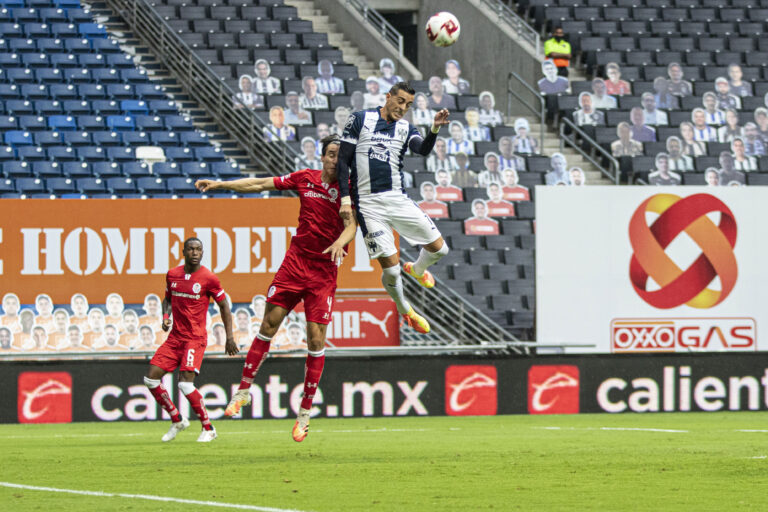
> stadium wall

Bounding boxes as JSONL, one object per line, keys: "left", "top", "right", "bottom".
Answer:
{"left": 5, "top": 353, "right": 768, "bottom": 424}
{"left": 417, "top": 0, "right": 541, "bottom": 112}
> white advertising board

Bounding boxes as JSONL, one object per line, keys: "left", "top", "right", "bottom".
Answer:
{"left": 536, "top": 186, "right": 768, "bottom": 353}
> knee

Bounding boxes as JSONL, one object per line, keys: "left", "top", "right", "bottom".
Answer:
{"left": 434, "top": 242, "right": 449, "bottom": 257}
{"left": 307, "top": 337, "right": 324, "bottom": 352}
{"left": 381, "top": 265, "right": 400, "bottom": 284}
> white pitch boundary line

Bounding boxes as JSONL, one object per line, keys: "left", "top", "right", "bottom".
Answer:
{"left": 736, "top": 429, "right": 768, "bottom": 433}
{"left": 533, "top": 426, "right": 688, "bottom": 433}
{"left": 0, "top": 482, "right": 310, "bottom": 512}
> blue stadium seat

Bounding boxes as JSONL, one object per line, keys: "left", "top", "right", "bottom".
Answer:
{"left": 50, "top": 22, "right": 78, "bottom": 37}
{"left": 16, "top": 145, "right": 46, "bottom": 160}
{"left": 47, "top": 115, "right": 76, "bottom": 130}
{"left": 106, "top": 177, "right": 136, "bottom": 193}
{"left": 2, "top": 160, "right": 31, "bottom": 177}
{"left": 76, "top": 145, "right": 105, "bottom": 161}
{"left": 18, "top": 115, "right": 47, "bottom": 130}
{"left": 147, "top": 100, "right": 177, "bottom": 114}
{"left": 164, "top": 115, "right": 193, "bottom": 131}
{"left": 0, "top": 146, "right": 16, "bottom": 161}
{"left": 135, "top": 115, "right": 164, "bottom": 131}
{"left": 49, "top": 84, "right": 79, "bottom": 100}
{"left": 92, "top": 68, "right": 121, "bottom": 83}
{"left": 181, "top": 162, "right": 210, "bottom": 177}
{"left": 163, "top": 147, "right": 194, "bottom": 162}
{"left": 21, "top": 84, "right": 51, "bottom": 99}
{"left": 122, "top": 132, "right": 150, "bottom": 146}
{"left": 92, "top": 161, "right": 122, "bottom": 177}
{"left": 78, "top": 22, "right": 106, "bottom": 38}
{"left": 92, "top": 38, "right": 121, "bottom": 53}
{"left": 136, "top": 85, "right": 167, "bottom": 100}
{"left": 54, "top": 0, "right": 82, "bottom": 9}
{"left": 120, "top": 99, "right": 149, "bottom": 114}
{"left": 63, "top": 69, "right": 92, "bottom": 84}
{"left": 45, "top": 145, "right": 77, "bottom": 161}
{"left": 77, "top": 54, "right": 105, "bottom": 67}
{"left": 61, "top": 131, "right": 92, "bottom": 146}
{"left": 59, "top": 193, "right": 84, "bottom": 199}
{"left": 0, "top": 180, "right": 17, "bottom": 194}
{"left": 0, "top": 116, "right": 18, "bottom": 130}
{"left": 92, "top": 131, "right": 122, "bottom": 146}
{"left": 34, "top": 131, "right": 62, "bottom": 146}
{"left": 107, "top": 146, "right": 134, "bottom": 161}
{"left": 76, "top": 177, "right": 107, "bottom": 193}
{"left": 149, "top": 131, "right": 179, "bottom": 145}
{"left": 211, "top": 161, "right": 240, "bottom": 179}
{"left": 47, "top": 176, "right": 76, "bottom": 193}
{"left": 78, "top": 84, "right": 107, "bottom": 99}
{"left": 152, "top": 162, "right": 181, "bottom": 177}
{"left": 62, "top": 161, "right": 91, "bottom": 177}
{"left": 35, "top": 68, "right": 64, "bottom": 83}
{"left": 0, "top": 23, "right": 24, "bottom": 38}
{"left": 4, "top": 130, "right": 32, "bottom": 146}
{"left": 11, "top": 8, "right": 41, "bottom": 21}
{"left": 22, "top": 53, "right": 50, "bottom": 68}
{"left": 107, "top": 84, "right": 135, "bottom": 99}
{"left": 91, "top": 100, "right": 120, "bottom": 114}
{"left": 136, "top": 176, "right": 166, "bottom": 193}
{"left": 33, "top": 161, "right": 61, "bottom": 177}
{"left": 120, "top": 68, "right": 148, "bottom": 83}
{"left": 195, "top": 146, "right": 224, "bottom": 162}
{"left": 77, "top": 115, "right": 106, "bottom": 130}
{"left": 16, "top": 177, "right": 45, "bottom": 193}
{"left": 106, "top": 115, "right": 135, "bottom": 131}
{"left": 39, "top": 8, "right": 68, "bottom": 22}
{"left": 0, "top": 0, "right": 25, "bottom": 8}
{"left": 123, "top": 161, "right": 152, "bottom": 177}
{"left": 66, "top": 8, "right": 92, "bottom": 23}
{"left": 64, "top": 39, "right": 90, "bottom": 53}
{"left": 9, "top": 39, "right": 37, "bottom": 53}
{"left": 37, "top": 39, "right": 67, "bottom": 53}
{"left": 105, "top": 53, "right": 135, "bottom": 68}
{"left": 5, "top": 100, "right": 33, "bottom": 115}
{"left": 179, "top": 131, "right": 210, "bottom": 147}
{"left": 25, "top": 23, "right": 49, "bottom": 37}
{"left": 166, "top": 176, "right": 196, "bottom": 193}
{"left": 6, "top": 68, "right": 34, "bottom": 83}
{"left": 62, "top": 100, "right": 91, "bottom": 115}
{"left": 35, "top": 100, "right": 64, "bottom": 115}
{"left": 50, "top": 53, "right": 77, "bottom": 67}
{"left": 0, "top": 84, "right": 21, "bottom": 100}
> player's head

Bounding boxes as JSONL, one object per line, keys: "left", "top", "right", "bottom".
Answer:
{"left": 183, "top": 237, "right": 203, "bottom": 267}
{"left": 366, "top": 76, "right": 380, "bottom": 94}
{"left": 35, "top": 293, "right": 53, "bottom": 316}
{"left": 143, "top": 294, "right": 160, "bottom": 316}
{"left": 287, "top": 322, "right": 304, "bottom": 344}
{"left": 103, "top": 324, "right": 118, "bottom": 345}
{"left": 655, "top": 153, "right": 669, "bottom": 173}
{"left": 317, "top": 59, "right": 334, "bottom": 78}
{"left": 123, "top": 309, "right": 139, "bottom": 334}
{"left": 254, "top": 59, "right": 271, "bottom": 78}
{"left": 2, "top": 292, "right": 19, "bottom": 316}
{"left": 487, "top": 182, "right": 502, "bottom": 201}
{"left": 471, "top": 199, "right": 488, "bottom": 219}
{"left": 0, "top": 327, "right": 11, "bottom": 348}
{"left": 88, "top": 308, "right": 105, "bottom": 332}
{"left": 504, "top": 168, "right": 519, "bottom": 186}
{"left": 67, "top": 324, "right": 83, "bottom": 346}
{"left": 212, "top": 322, "right": 225, "bottom": 344}
{"left": 53, "top": 308, "right": 69, "bottom": 332}
{"left": 479, "top": 91, "right": 495, "bottom": 110}
{"left": 320, "top": 134, "right": 341, "bottom": 177}
{"left": 705, "top": 168, "right": 719, "bottom": 186}
{"left": 139, "top": 325, "right": 155, "bottom": 348}
{"left": 70, "top": 293, "right": 89, "bottom": 317}
{"left": 383, "top": 82, "right": 415, "bottom": 122}
{"left": 420, "top": 181, "right": 436, "bottom": 201}
{"left": 569, "top": 167, "right": 585, "bottom": 186}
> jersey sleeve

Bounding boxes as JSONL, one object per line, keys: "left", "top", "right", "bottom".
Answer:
{"left": 406, "top": 124, "right": 421, "bottom": 146}
{"left": 341, "top": 111, "right": 364, "bottom": 145}
{"left": 206, "top": 273, "right": 226, "bottom": 302}
{"left": 273, "top": 169, "right": 305, "bottom": 190}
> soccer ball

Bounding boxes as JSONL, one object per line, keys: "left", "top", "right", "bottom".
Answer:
{"left": 425, "top": 12, "right": 461, "bottom": 47}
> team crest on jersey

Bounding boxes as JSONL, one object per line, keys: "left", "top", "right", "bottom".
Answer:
{"left": 192, "top": 283, "right": 201, "bottom": 293}
{"left": 329, "top": 188, "right": 338, "bottom": 201}
{"left": 268, "top": 285, "right": 276, "bottom": 298}
{"left": 396, "top": 127, "right": 408, "bottom": 139}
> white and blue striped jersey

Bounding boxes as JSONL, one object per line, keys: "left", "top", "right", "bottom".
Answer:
{"left": 341, "top": 108, "right": 421, "bottom": 198}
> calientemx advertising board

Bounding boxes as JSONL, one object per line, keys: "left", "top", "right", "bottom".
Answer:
{"left": 536, "top": 187, "right": 767, "bottom": 354}
{"left": 4, "top": 352, "right": 768, "bottom": 423}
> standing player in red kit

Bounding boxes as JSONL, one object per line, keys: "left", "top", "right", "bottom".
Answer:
{"left": 143, "top": 238, "right": 238, "bottom": 443}
{"left": 195, "top": 135, "right": 357, "bottom": 442}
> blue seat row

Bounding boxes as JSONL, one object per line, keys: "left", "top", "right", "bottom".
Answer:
{"left": 1, "top": 160, "right": 239, "bottom": 179}
{"left": 0, "top": 82, "right": 167, "bottom": 100}
{"left": 0, "top": 0, "right": 83, "bottom": 8}
{"left": 0, "top": 144, "right": 224, "bottom": 162}
{"left": 0, "top": 130, "right": 210, "bottom": 149}
{"left": 0, "top": 21, "right": 105, "bottom": 37}
{"left": 0, "top": 52, "right": 136, "bottom": 68}
{"left": 1, "top": 114, "right": 195, "bottom": 135}
{"left": 1, "top": 66, "right": 147, "bottom": 84}
{"left": 0, "top": 6, "right": 90, "bottom": 22}
{"left": 0, "top": 98, "right": 176, "bottom": 115}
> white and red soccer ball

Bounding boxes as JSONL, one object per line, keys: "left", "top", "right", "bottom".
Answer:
{"left": 425, "top": 12, "right": 461, "bottom": 47}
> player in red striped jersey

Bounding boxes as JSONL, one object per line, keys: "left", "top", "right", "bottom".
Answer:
{"left": 196, "top": 135, "right": 357, "bottom": 442}
{"left": 143, "top": 238, "right": 238, "bottom": 443}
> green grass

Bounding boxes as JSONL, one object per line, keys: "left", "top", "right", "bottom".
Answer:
{"left": 1, "top": 413, "right": 767, "bottom": 511}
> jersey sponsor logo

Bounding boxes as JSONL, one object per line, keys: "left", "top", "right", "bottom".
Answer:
{"left": 18, "top": 371, "right": 72, "bottom": 423}
{"left": 192, "top": 283, "right": 201, "bottom": 294}
{"left": 527, "top": 365, "right": 580, "bottom": 414}
{"left": 368, "top": 143, "right": 391, "bottom": 164}
{"left": 445, "top": 365, "right": 498, "bottom": 416}
{"left": 171, "top": 291, "right": 201, "bottom": 300}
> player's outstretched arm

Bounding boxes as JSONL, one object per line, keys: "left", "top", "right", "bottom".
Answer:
{"left": 195, "top": 177, "right": 277, "bottom": 193}
{"left": 216, "top": 297, "right": 238, "bottom": 356}
{"left": 323, "top": 216, "right": 358, "bottom": 266}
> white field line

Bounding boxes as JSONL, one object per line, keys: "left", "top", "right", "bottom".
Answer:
{"left": 533, "top": 426, "right": 688, "bottom": 433}
{"left": 0, "top": 482, "right": 309, "bottom": 512}
{"left": 736, "top": 429, "right": 768, "bottom": 433}
{"left": 0, "top": 427, "right": 433, "bottom": 440}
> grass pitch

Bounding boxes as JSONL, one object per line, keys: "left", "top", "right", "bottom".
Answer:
{"left": 1, "top": 413, "right": 767, "bottom": 511}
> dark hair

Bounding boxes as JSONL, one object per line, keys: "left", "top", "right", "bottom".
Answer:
{"left": 320, "top": 134, "right": 341, "bottom": 156}
{"left": 389, "top": 81, "right": 416, "bottom": 96}
{"left": 183, "top": 237, "right": 203, "bottom": 250}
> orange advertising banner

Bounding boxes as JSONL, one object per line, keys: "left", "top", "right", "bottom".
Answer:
{"left": 0, "top": 199, "right": 382, "bottom": 303}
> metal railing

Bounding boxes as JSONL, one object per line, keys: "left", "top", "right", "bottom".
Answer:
{"left": 480, "top": 0, "right": 541, "bottom": 57}
{"left": 399, "top": 247, "right": 524, "bottom": 352}
{"left": 559, "top": 117, "right": 621, "bottom": 184}
{"left": 507, "top": 71, "right": 545, "bottom": 147}
{"left": 345, "top": 0, "right": 404, "bottom": 57}
{"left": 105, "top": 0, "right": 309, "bottom": 179}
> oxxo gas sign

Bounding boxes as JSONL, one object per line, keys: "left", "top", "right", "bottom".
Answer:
{"left": 537, "top": 187, "right": 768, "bottom": 353}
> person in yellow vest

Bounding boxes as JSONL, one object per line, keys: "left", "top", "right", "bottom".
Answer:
{"left": 544, "top": 26, "right": 571, "bottom": 77}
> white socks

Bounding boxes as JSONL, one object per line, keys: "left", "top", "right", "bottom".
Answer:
{"left": 143, "top": 376, "right": 160, "bottom": 389}
{"left": 178, "top": 381, "right": 196, "bottom": 395}
{"left": 381, "top": 265, "right": 410, "bottom": 314}
{"left": 412, "top": 243, "right": 449, "bottom": 277}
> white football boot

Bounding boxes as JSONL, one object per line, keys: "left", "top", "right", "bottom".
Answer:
{"left": 292, "top": 408, "right": 311, "bottom": 442}
{"left": 197, "top": 427, "right": 218, "bottom": 443}
{"left": 161, "top": 417, "right": 190, "bottom": 442}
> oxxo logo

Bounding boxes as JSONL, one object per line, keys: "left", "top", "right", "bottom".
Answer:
{"left": 18, "top": 372, "right": 72, "bottom": 423}
{"left": 527, "top": 365, "right": 580, "bottom": 414}
{"left": 444, "top": 365, "right": 497, "bottom": 416}
{"left": 628, "top": 193, "right": 737, "bottom": 309}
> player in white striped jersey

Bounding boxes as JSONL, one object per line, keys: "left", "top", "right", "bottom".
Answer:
{"left": 337, "top": 82, "right": 450, "bottom": 334}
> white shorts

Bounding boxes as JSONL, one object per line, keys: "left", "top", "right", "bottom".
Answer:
{"left": 357, "top": 191, "right": 442, "bottom": 259}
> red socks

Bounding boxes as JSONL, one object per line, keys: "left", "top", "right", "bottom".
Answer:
{"left": 238, "top": 335, "right": 271, "bottom": 390}
{"left": 180, "top": 383, "right": 212, "bottom": 431}
{"left": 147, "top": 382, "right": 182, "bottom": 423}
{"left": 301, "top": 350, "right": 325, "bottom": 410}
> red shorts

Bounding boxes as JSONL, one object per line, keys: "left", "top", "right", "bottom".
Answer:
{"left": 150, "top": 335, "right": 207, "bottom": 374}
{"left": 267, "top": 249, "right": 338, "bottom": 324}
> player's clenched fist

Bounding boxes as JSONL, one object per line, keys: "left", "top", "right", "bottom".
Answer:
{"left": 195, "top": 179, "right": 219, "bottom": 192}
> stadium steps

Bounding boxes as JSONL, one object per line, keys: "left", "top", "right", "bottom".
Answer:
{"left": 285, "top": 0, "right": 378, "bottom": 79}
{"left": 88, "top": 1, "right": 261, "bottom": 175}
